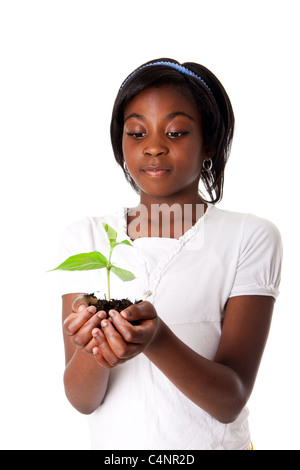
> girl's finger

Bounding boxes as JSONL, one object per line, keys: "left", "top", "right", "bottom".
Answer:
{"left": 66, "top": 310, "right": 106, "bottom": 350}
{"left": 72, "top": 295, "right": 89, "bottom": 313}
{"left": 92, "top": 328, "right": 114, "bottom": 368}
{"left": 100, "top": 319, "right": 141, "bottom": 362}
{"left": 92, "top": 346, "right": 113, "bottom": 368}
{"left": 92, "top": 325, "right": 125, "bottom": 367}
{"left": 109, "top": 309, "right": 158, "bottom": 346}
{"left": 69, "top": 314, "right": 102, "bottom": 348}
{"left": 120, "top": 301, "right": 157, "bottom": 322}
{"left": 81, "top": 336, "right": 99, "bottom": 355}
{"left": 107, "top": 309, "right": 144, "bottom": 344}
{"left": 63, "top": 305, "right": 98, "bottom": 335}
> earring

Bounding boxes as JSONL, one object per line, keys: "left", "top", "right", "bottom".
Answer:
{"left": 203, "top": 158, "right": 213, "bottom": 172}
{"left": 124, "top": 162, "right": 130, "bottom": 175}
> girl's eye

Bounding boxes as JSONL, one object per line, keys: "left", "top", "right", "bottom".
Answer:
{"left": 167, "top": 131, "right": 188, "bottom": 139}
{"left": 127, "top": 132, "right": 146, "bottom": 139}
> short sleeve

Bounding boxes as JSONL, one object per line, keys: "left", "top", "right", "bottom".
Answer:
{"left": 229, "top": 214, "right": 283, "bottom": 300}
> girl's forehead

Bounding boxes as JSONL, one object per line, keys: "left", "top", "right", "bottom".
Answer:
{"left": 124, "top": 85, "right": 199, "bottom": 116}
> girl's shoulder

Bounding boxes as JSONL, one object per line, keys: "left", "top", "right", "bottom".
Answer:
{"left": 209, "top": 204, "right": 280, "bottom": 232}
{"left": 208, "top": 205, "right": 282, "bottom": 252}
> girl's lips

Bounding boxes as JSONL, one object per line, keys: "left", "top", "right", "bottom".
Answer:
{"left": 142, "top": 169, "right": 171, "bottom": 177}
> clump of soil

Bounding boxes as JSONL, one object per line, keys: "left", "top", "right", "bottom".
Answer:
{"left": 84, "top": 293, "right": 141, "bottom": 316}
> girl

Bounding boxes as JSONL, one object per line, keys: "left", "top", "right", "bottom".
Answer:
{"left": 59, "top": 59, "right": 282, "bottom": 450}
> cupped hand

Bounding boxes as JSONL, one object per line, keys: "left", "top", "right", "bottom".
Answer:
{"left": 92, "top": 301, "right": 159, "bottom": 368}
{"left": 63, "top": 296, "right": 106, "bottom": 355}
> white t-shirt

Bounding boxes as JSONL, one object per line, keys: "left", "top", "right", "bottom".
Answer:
{"left": 58, "top": 205, "right": 282, "bottom": 450}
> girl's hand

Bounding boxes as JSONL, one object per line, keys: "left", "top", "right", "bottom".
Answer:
{"left": 63, "top": 298, "right": 106, "bottom": 355}
{"left": 92, "top": 301, "right": 159, "bottom": 368}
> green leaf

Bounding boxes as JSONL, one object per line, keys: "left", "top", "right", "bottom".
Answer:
{"left": 111, "top": 265, "right": 136, "bottom": 281}
{"left": 110, "top": 239, "right": 133, "bottom": 249}
{"left": 103, "top": 223, "right": 117, "bottom": 244}
{"left": 49, "top": 251, "right": 108, "bottom": 271}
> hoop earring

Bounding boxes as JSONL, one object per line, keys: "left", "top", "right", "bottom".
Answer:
{"left": 124, "top": 162, "right": 130, "bottom": 175}
{"left": 203, "top": 158, "right": 213, "bottom": 172}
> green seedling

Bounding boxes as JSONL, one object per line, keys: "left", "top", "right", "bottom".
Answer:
{"left": 50, "top": 223, "right": 135, "bottom": 300}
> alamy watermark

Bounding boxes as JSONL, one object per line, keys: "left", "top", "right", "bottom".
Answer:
{"left": 127, "top": 203, "right": 205, "bottom": 241}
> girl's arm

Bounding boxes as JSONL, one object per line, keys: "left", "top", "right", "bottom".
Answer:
{"left": 62, "top": 293, "right": 110, "bottom": 415}
{"left": 92, "top": 295, "right": 274, "bottom": 424}
{"left": 145, "top": 295, "right": 274, "bottom": 423}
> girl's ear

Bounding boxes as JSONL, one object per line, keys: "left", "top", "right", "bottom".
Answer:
{"left": 203, "top": 136, "right": 215, "bottom": 159}
{"left": 205, "top": 147, "right": 216, "bottom": 159}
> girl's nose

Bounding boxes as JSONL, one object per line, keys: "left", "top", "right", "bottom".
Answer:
{"left": 143, "top": 136, "right": 169, "bottom": 157}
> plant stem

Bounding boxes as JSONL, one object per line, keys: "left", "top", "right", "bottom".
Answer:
{"left": 107, "top": 267, "right": 111, "bottom": 301}
{"left": 107, "top": 245, "right": 113, "bottom": 301}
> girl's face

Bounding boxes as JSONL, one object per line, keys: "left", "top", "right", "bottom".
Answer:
{"left": 122, "top": 85, "right": 207, "bottom": 203}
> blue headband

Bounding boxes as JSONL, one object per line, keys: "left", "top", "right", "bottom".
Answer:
{"left": 121, "top": 61, "right": 212, "bottom": 95}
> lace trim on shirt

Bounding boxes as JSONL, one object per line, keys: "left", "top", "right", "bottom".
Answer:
{"left": 121, "top": 205, "right": 213, "bottom": 303}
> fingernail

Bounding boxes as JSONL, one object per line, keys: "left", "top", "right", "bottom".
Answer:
{"left": 77, "top": 303, "right": 86, "bottom": 312}
{"left": 97, "top": 310, "right": 106, "bottom": 319}
{"left": 109, "top": 309, "right": 117, "bottom": 317}
{"left": 87, "top": 306, "right": 96, "bottom": 313}
{"left": 120, "top": 310, "right": 128, "bottom": 319}
{"left": 101, "top": 320, "right": 108, "bottom": 328}
{"left": 93, "top": 347, "right": 99, "bottom": 355}
{"left": 92, "top": 328, "right": 100, "bottom": 337}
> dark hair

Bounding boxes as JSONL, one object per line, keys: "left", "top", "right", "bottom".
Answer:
{"left": 110, "top": 58, "right": 234, "bottom": 203}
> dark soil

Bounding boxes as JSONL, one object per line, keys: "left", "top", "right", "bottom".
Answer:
{"left": 84, "top": 293, "right": 141, "bottom": 316}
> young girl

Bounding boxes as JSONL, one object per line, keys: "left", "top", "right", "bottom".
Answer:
{"left": 59, "top": 59, "right": 282, "bottom": 450}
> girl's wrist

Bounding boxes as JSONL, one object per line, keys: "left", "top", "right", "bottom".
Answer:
{"left": 144, "top": 317, "right": 170, "bottom": 356}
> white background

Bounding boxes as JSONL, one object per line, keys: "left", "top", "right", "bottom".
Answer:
{"left": 0, "top": 0, "right": 299, "bottom": 450}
